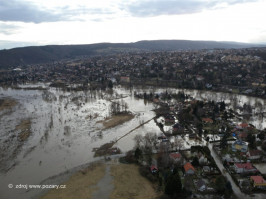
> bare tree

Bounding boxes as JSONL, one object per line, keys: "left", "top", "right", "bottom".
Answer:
{"left": 144, "top": 132, "right": 158, "bottom": 151}
{"left": 134, "top": 132, "right": 158, "bottom": 152}
{"left": 134, "top": 134, "right": 144, "bottom": 148}
{"left": 174, "top": 137, "right": 184, "bottom": 151}
{"left": 124, "top": 102, "right": 129, "bottom": 112}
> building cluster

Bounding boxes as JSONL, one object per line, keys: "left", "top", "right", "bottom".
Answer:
{"left": 0, "top": 48, "right": 266, "bottom": 97}
{"left": 134, "top": 90, "right": 266, "bottom": 197}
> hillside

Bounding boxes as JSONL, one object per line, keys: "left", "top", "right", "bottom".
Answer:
{"left": 0, "top": 40, "right": 264, "bottom": 68}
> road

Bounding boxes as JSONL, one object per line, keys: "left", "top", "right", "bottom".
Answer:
{"left": 208, "top": 143, "right": 247, "bottom": 199}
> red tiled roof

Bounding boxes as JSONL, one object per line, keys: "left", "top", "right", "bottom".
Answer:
{"left": 250, "top": 176, "right": 266, "bottom": 184}
{"left": 184, "top": 162, "right": 195, "bottom": 172}
{"left": 169, "top": 152, "right": 182, "bottom": 159}
{"left": 248, "top": 149, "right": 262, "bottom": 156}
{"left": 150, "top": 165, "right": 158, "bottom": 171}
{"left": 239, "top": 123, "right": 249, "bottom": 128}
{"left": 235, "top": 163, "right": 254, "bottom": 170}
{"left": 202, "top": 118, "right": 213, "bottom": 123}
{"left": 239, "top": 132, "right": 248, "bottom": 138}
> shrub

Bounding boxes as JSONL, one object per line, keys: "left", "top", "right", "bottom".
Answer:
{"left": 139, "top": 166, "right": 158, "bottom": 182}
{"left": 124, "top": 150, "right": 137, "bottom": 163}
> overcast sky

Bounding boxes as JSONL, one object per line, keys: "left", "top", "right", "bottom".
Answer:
{"left": 0, "top": 0, "right": 266, "bottom": 49}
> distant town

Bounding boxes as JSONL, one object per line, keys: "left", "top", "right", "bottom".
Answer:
{"left": 0, "top": 47, "right": 266, "bottom": 98}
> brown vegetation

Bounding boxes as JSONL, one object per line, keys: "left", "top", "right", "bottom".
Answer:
{"left": 15, "top": 119, "right": 31, "bottom": 141}
{"left": 42, "top": 163, "right": 105, "bottom": 199}
{"left": 110, "top": 164, "right": 159, "bottom": 199}
{"left": 0, "top": 98, "right": 17, "bottom": 112}
{"left": 98, "top": 113, "right": 134, "bottom": 130}
{"left": 42, "top": 162, "right": 159, "bottom": 199}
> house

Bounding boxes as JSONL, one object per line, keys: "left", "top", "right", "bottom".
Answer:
{"left": 202, "top": 118, "right": 213, "bottom": 124}
{"left": 238, "top": 132, "right": 248, "bottom": 141}
{"left": 158, "top": 135, "right": 168, "bottom": 142}
{"left": 172, "top": 123, "right": 184, "bottom": 134}
{"left": 232, "top": 140, "right": 248, "bottom": 152}
{"left": 202, "top": 166, "right": 211, "bottom": 174}
{"left": 236, "top": 123, "right": 250, "bottom": 130}
{"left": 164, "top": 114, "right": 175, "bottom": 124}
{"left": 120, "top": 76, "right": 130, "bottom": 83}
{"left": 150, "top": 165, "right": 158, "bottom": 174}
{"left": 247, "top": 149, "right": 262, "bottom": 160}
{"left": 153, "top": 98, "right": 159, "bottom": 103}
{"left": 250, "top": 176, "right": 266, "bottom": 188}
{"left": 199, "top": 156, "right": 208, "bottom": 165}
{"left": 222, "top": 154, "right": 232, "bottom": 163}
{"left": 169, "top": 152, "right": 182, "bottom": 163}
{"left": 184, "top": 162, "right": 195, "bottom": 175}
{"left": 196, "top": 75, "right": 204, "bottom": 81}
{"left": 196, "top": 179, "right": 207, "bottom": 192}
{"left": 234, "top": 163, "right": 257, "bottom": 174}
{"left": 189, "top": 133, "right": 197, "bottom": 138}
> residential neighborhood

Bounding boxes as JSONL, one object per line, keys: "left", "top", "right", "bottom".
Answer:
{"left": 126, "top": 90, "right": 266, "bottom": 198}
{"left": 0, "top": 47, "right": 266, "bottom": 98}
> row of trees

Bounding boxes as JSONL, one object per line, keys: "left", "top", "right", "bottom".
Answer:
{"left": 109, "top": 99, "right": 129, "bottom": 115}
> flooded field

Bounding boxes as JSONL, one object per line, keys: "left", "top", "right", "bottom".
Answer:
{"left": 0, "top": 84, "right": 265, "bottom": 198}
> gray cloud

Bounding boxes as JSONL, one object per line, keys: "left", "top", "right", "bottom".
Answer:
{"left": 0, "top": 0, "right": 114, "bottom": 23}
{"left": 123, "top": 0, "right": 258, "bottom": 17}
{"left": 0, "top": 0, "right": 258, "bottom": 23}
{"left": 0, "top": 0, "right": 64, "bottom": 23}
{"left": 0, "top": 23, "right": 21, "bottom": 35}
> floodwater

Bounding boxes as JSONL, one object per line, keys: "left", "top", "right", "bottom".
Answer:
{"left": 0, "top": 84, "right": 159, "bottom": 198}
{"left": 91, "top": 164, "right": 113, "bottom": 199}
{"left": 0, "top": 84, "right": 265, "bottom": 198}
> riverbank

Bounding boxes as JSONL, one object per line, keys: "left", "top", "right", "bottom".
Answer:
{"left": 41, "top": 161, "right": 159, "bottom": 199}
{"left": 127, "top": 79, "right": 266, "bottom": 100}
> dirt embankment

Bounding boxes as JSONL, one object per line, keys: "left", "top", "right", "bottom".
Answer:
{"left": 41, "top": 162, "right": 159, "bottom": 199}
{"left": 15, "top": 119, "right": 31, "bottom": 141}
{"left": 42, "top": 163, "right": 106, "bottom": 199}
{"left": 97, "top": 113, "right": 134, "bottom": 130}
{"left": 0, "top": 98, "right": 17, "bottom": 112}
{"left": 93, "top": 142, "right": 117, "bottom": 157}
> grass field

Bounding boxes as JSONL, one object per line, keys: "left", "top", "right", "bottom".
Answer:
{"left": 42, "top": 163, "right": 106, "bottom": 199}
{"left": 42, "top": 162, "right": 159, "bottom": 199}
{"left": 110, "top": 164, "right": 159, "bottom": 199}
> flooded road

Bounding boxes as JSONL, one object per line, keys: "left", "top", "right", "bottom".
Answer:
{"left": 92, "top": 165, "right": 113, "bottom": 199}
{"left": 0, "top": 84, "right": 265, "bottom": 198}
